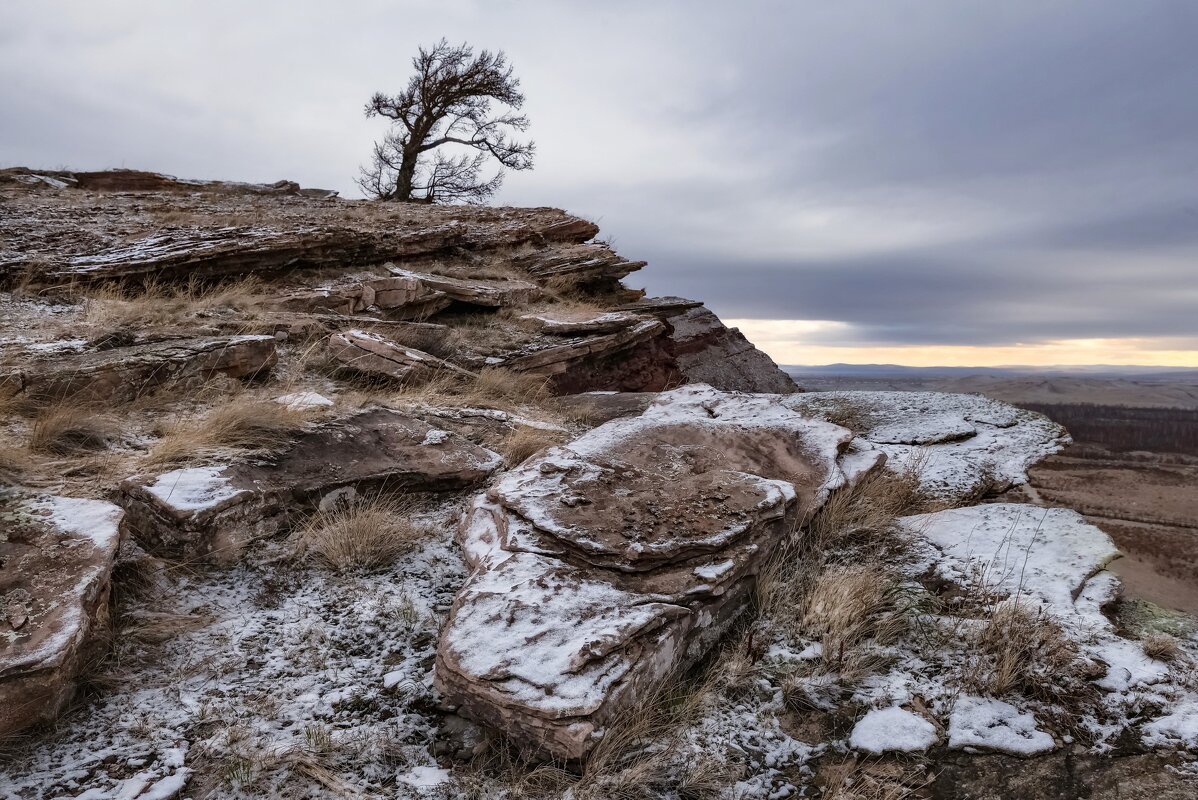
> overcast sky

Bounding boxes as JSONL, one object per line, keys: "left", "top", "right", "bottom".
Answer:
{"left": 4, "top": 1, "right": 1197, "bottom": 366}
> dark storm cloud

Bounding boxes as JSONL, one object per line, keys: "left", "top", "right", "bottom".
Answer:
{"left": 1, "top": 1, "right": 1196, "bottom": 354}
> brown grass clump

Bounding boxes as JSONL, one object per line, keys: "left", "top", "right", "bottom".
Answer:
{"left": 758, "top": 465, "right": 927, "bottom": 622}
{"left": 294, "top": 497, "right": 428, "bottom": 572}
{"left": 968, "top": 599, "right": 1085, "bottom": 702}
{"left": 800, "top": 566, "right": 910, "bottom": 679}
{"left": 499, "top": 425, "right": 566, "bottom": 467}
{"left": 570, "top": 671, "right": 727, "bottom": 800}
{"left": 381, "top": 325, "right": 460, "bottom": 361}
{"left": 815, "top": 397, "right": 871, "bottom": 434}
{"left": 28, "top": 404, "right": 115, "bottom": 454}
{"left": 818, "top": 758, "right": 932, "bottom": 800}
{"left": 804, "top": 461, "right": 928, "bottom": 553}
{"left": 1141, "top": 633, "right": 1182, "bottom": 663}
{"left": 147, "top": 396, "right": 310, "bottom": 465}
{"left": 0, "top": 444, "right": 33, "bottom": 483}
{"left": 754, "top": 464, "right": 930, "bottom": 685}
{"left": 79, "top": 276, "right": 266, "bottom": 334}
{"left": 466, "top": 367, "right": 552, "bottom": 406}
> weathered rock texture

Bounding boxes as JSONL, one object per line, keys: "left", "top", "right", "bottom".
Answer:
{"left": 511, "top": 242, "right": 646, "bottom": 287}
{"left": 385, "top": 266, "right": 542, "bottom": 308}
{"left": 499, "top": 318, "right": 682, "bottom": 393}
{"left": 0, "top": 335, "right": 277, "bottom": 403}
{"left": 668, "top": 306, "right": 800, "bottom": 394}
{"left": 435, "top": 386, "right": 875, "bottom": 760}
{"left": 0, "top": 495, "right": 124, "bottom": 737}
{"left": 328, "top": 329, "right": 476, "bottom": 384}
{"left": 121, "top": 409, "right": 501, "bottom": 563}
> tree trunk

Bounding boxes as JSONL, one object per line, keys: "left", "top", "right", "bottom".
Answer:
{"left": 393, "top": 146, "right": 420, "bottom": 202}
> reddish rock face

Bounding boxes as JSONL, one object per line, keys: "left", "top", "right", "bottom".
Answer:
{"left": 666, "top": 305, "right": 800, "bottom": 394}
{"left": 500, "top": 319, "right": 683, "bottom": 393}
{"left": 435, "top": 386, "right": 876, "bottom": 761}
{"left": 0, "top": 496, "right": 124, "bottom": 738}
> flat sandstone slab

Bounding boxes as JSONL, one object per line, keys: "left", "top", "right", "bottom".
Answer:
{"left": 121, "top": 408, "right": 501, "bottom": 562}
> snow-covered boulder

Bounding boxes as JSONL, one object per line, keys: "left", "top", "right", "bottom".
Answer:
{"left": 436, "top": 386, "right": 876, "bottom": 760}
{"left": 0, "top": 495, "right": 123, "bottom": 737}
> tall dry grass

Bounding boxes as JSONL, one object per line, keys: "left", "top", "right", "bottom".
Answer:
{"left": 28, "top": 404, "right": 116, "bottom": 454}
{"left": 78, "top": 276, "right": 267, "bottom": 334}
{"left": 292, "top": 496, "right": 428, "bottom": 572}
{"left": 147, "top": 396, "right": 311, "bottom": 465}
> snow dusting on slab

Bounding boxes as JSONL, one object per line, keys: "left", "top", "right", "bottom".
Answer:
{"left": 142, "top": 465, "right": 249, "bottom": 515}
{"left": 850, "top": 706, "right": 939, "bottom": 753}
{"left": 27, "top": 495, "right": 124, "bottom": 549}
{"left": 785, "top": 391, "right": 1068, "bottom": 500}
{"left": 1142, "top": 701, "right": 1198, "bottom": 749}
{"left": 903, "top": 503, "right": 1119, "bottom": 622}
{"left": 948, "top": 696, "right": 1055, "bottom": 755}
{"left": 397, "top": 765, "right": 451, "bottom": 788}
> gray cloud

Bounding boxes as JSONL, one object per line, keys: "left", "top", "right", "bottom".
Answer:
{"left": 2, "top": 1, "right": 1196, "bottom": 358}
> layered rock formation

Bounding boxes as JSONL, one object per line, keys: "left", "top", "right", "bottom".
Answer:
{"left": 1, "top": 172, "right": 795, "bottom": 396}
{"left": 328, "top": 330, "right": 476, "bottom": 383}
{"left": 0, "top": 335, "right": 277, "bottom": 403}
{"left": 786, "top": 391, "right": 1069, "bottom": 500}
{"left": 121, "top": 409, "right": 501, "bottom": 563}
{"left": 0, "top": 495, "right": 124, "bottom": 737}
{"left": 435, "top": 386, "right": 873, "bottom": 760}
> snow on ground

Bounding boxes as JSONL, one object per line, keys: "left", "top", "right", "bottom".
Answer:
{"left": 850, "top": 706, "right": 939, "bottom": 754}
{"left": 274, "top": 391, "right": 334, "bottom": 409}
{"left": 1, "top": 504, "right": 468, "bottom": 800}
{"left": 947, "top": 696, "right": 1055, "bottom": 755}
{"left": 4, "top": 388, "right": 1197, "bottom": 799}
{"left": 904, "top": 503, "right": 1120, "bottom": 624}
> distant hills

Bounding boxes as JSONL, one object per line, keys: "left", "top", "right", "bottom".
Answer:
{"left": 785, "top": 364, "right": 1198, "bottom": 409}
{"left": 786, "top": 363, "right": 1198, "bottom": 381}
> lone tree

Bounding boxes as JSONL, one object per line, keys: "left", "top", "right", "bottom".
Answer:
{"left": 359, "top": 39, "right": 535, "bottom": 204}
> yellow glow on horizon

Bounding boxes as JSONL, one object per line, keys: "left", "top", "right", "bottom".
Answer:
{"left": 726, "top": 319, "right": 1198, "bottom": 368}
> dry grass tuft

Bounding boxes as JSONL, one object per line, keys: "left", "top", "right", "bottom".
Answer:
{"left": 1141, "top": 633, "right": 1182, "bottom": 663}
{"left": 754, "top": 463, "right": 930, "bottom": 685}
{"left": 382, "top": 325, "right": 461, "bottom": 361}
{"left": 800, "top": 566, "right": 911, "bottom": 679}
{"left": 79, "top": 276, "right": 267, "bottom": 334}
{"left": 28, "top": 404, "right": 115, "bottom": 454}
{"left": 804, "top": 460, "right": 928, "bottom": 553}
{"left": 499, "top": 425, "right": 566, "bottom": 467}
{"left": 758, "top": 464, "right": 927, "bottom": 623}
{"left": 819, "top": 758, "right": 932, "bottom": 800}
{"left": 815, "top": 397, "right": 872, "bottom": 434}
{"left": 466, "top": 367, "right": 552, "bottom": 406}
{"left": 967, "top": 599, "right": 1085, "bottom": 702}
{"left": 0, "top": 444, "right": 34, "bottom": 483}
{"left": 147, "top": 396, "right": 310, "bottom": 465}
{"left": 294, "top": 497, "right": 428, "bottom": 572}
